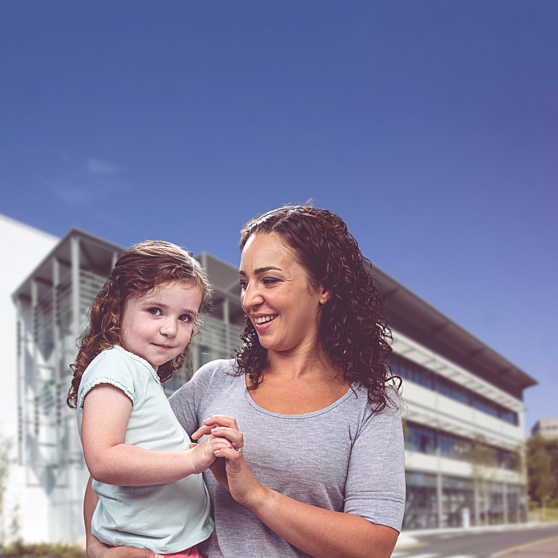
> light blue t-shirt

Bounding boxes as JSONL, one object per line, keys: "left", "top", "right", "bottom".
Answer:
{"left": 77, "top": 346, "right": 213, "bottom": 553}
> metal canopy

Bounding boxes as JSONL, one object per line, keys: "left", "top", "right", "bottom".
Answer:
{"left": 368, "top": 262, "right": 537, "bottom": 400}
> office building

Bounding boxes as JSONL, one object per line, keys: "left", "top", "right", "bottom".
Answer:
{"left": 531, "top": 418, "right": 558, "bottom": 440}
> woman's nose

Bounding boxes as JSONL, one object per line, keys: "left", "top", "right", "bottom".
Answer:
{"left": 242, "top": 282, "right": 264, "bottom": 310}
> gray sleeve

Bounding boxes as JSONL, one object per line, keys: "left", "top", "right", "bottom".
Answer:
{"left": 343, "top": 402, "right": 406, "bottom": 532}
{"left": 169, "top": 361, "right": 221, "bottom": 438}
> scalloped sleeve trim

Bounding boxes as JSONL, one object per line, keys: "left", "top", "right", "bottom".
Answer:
{"left": 78, "top": 378, "right": 135, "bottom": 409}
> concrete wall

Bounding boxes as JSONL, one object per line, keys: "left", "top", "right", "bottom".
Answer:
{"left": 0, "top": 214, "right": 58, "bottom": 544}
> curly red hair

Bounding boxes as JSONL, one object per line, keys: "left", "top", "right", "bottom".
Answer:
{"left": 67, "top": 240, "right": 211, "bottom": 409}
{"left": 235, "top": 205, "right": 400, "bottom": 412}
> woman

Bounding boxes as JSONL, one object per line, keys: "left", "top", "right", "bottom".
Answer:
{"left": 86, "top": 205, "right": 405, "bottom": 558}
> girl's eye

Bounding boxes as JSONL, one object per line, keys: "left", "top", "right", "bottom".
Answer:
{"left": 179, "top": 314, "right": 192, "bottom": 323}
{"left": 148, "top": 307, "right": 162, "bottom": 316}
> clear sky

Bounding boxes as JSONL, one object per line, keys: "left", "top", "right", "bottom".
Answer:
{"left": 1, "top": 1, "right": 556, "bottom": 433}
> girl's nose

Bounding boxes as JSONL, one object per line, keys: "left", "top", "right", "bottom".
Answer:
{"left": 161, "top": 319, "right": 177, "bottom": 336}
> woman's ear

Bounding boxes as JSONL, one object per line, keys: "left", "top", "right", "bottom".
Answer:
{"left": 319, "top": 287, "right": 332, "bottom": 306}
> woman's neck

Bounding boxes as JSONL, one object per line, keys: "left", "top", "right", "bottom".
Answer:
{"left": 264, "top": 345, "right": 340, "bottom": 382}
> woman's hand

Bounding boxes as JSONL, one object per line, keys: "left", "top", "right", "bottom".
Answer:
{"left": 87, "top": 533, "right": 155, "bottom": 558}
{"left": 84, "top": 477, "right": 156, "bottom": 558}
{"left": 191, "top": 416, "right": 267, "bottom": 509}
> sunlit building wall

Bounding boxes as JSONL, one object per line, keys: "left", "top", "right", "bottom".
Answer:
{"left": 370, "top": 264, "right": 536, "bottom": 530}
{"left": 0, "top": 214, "right": 58, "bottom": 544}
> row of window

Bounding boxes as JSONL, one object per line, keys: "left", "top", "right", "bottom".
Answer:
{"left": 405, "top": 421, "right": 520, "bottom": 470}
{"left": 390, "top": 353, "right": 519, "bottom": 425}
{"left": 404, "top": 471, "right": 527, "bottom": 529}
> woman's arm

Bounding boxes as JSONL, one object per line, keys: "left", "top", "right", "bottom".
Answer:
{"left": 195, "top": 416, "right": 399, "bottom": 558}
{"left": 82, "top": 385, "right": 230, "bottom": 486}
{"left": 84, "top": 477, "right": 154, "bottom": 558}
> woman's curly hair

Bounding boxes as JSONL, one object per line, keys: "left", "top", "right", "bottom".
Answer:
{"left": 67, "top": 240, "right": 211, "bottom": 409}
{"left": 235, "top": 204, "right": 401, "bottom": 412}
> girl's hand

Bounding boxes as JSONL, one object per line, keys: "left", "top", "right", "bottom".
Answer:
{"left": 188, "top": 434, "right": 232, "bottom": 474}
{"left": 193, "top": 416, "right": 268, "bottom": 510}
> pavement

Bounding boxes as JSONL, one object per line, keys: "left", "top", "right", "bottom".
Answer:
{"left": 494, "top": 535, "right": 558, "bottom": 558}
{"left": 394, "top": 521, "right": 558, "bottom": 552}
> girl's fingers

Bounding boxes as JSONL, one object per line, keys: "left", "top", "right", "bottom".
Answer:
{"left": 213, "top": 446, "right": 245, "bottom": 461}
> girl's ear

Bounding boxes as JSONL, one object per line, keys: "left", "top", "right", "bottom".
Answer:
{"left": 111, "top": 308, "right": 120, "bottom": 326}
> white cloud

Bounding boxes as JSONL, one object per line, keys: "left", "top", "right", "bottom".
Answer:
{"left": 86, "top": 158, "right": 125, "bottom": 175}
{"left": 49, "top": 155, "right": 131, "bottom": 206}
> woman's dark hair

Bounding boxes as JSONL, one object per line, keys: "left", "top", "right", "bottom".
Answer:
{"left": 235, "top": 204, "right": 400, "bottom": 412}
{"left": 67, "top": 240, "right": 211, "bottom": 409}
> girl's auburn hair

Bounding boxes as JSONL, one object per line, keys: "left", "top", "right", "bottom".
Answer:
{"left": 66, "top": 240, "right": 211, "bottom": 409}
{"left": 235, "top": 204, "right": 401, "bottom": 413}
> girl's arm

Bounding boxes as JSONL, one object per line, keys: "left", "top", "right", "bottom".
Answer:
{"left": 195, "top": 416, "right": 399, "bottom": 558}
{"left": 82, "top": 385, "right": 230, "bottom": 486}
{"left": 84, "top": 477, "right": 154, "bottom": 558}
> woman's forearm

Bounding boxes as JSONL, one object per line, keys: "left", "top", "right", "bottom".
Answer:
{"left": 84, "top": 476, "right": 154, "bottom": 558}
{"left": 249, "top": 486, "right": 398, "bottom": 558}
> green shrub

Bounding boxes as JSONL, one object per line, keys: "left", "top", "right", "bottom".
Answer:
{"left": 2, "top": 542, "right": 86, "bottom": 558}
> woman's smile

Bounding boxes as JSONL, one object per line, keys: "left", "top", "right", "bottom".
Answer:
{"left": 239, "top": 233, "right": 328, "bottom": 355}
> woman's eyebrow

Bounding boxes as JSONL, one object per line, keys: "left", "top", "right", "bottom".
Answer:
{"left": 239, "top": 266, "right": 282, "bottom": 277}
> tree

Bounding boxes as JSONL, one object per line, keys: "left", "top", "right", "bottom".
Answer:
{"left": 0, "top": 436, "right": 14, "bottom": 549}
{"left": 467, "top": 434, "right": 498, "bottom": 526}
{"left": 527, "top": 435, "right": 558, "bottom": 507}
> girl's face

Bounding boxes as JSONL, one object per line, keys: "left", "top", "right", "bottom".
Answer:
{"left": 239, "top": 233, "right": 329, "bottom": 356}
{"left": 119, "top": 281, "right": 203, "bottom": 371}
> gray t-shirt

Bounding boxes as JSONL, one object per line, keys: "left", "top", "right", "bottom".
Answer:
{"left": 170, "top": 359, "right": 405, "bottom": 558}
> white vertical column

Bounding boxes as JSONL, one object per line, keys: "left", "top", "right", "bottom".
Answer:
{"left": 71, "top": 236, "right": 81, "bottom": 353}
{"left": 503, "top": 482, "right": 508, "bottom": 524}
{"left": 15, "top": 298, "right": 24, "bottom": 465}
{"left": 436, "top": 472, "right": 443, "bottom": 528}
{"left": 31, "top": 279, "right": 39, "bottom": 461}
{"left": 52, "top": 258, "right": 62, "bottom": 459}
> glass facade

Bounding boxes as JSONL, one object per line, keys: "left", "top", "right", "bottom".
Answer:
{"left": 403, "top": 472, "right": 438, "bottom": 530}
{"left": 391, "top": 353, "right": 519, "bottom": 425}
{"left": 405, "top": 422, "right": 519, "bottom": 471}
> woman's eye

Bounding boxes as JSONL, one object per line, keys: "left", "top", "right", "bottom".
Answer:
{"left": 262, "top": 278, "right": 279, "bottom": 286}
{"left": 239, "top": 281, "right": 248, "bottom": 290}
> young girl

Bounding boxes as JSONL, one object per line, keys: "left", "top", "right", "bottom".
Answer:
{"left": 67, "top": 241, "right": 231, "bottom": 558}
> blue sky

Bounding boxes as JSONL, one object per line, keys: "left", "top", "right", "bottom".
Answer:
{"left": 1, "top": 1, "right": 556, "bottom": 432}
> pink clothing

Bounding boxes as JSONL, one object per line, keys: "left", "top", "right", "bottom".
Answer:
{"left": 163, "top": 546, "right": 202, "bottom": 558}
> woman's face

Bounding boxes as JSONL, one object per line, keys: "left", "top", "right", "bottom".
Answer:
{"left": 239, "top": 233, "right": 328, "bottom": 355}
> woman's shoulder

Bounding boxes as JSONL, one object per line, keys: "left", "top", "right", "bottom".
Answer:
{"left": 191, "top": 358, "right": 237, "bottom": 384}
{"left": 171, "top": 359, "right": 238, "bottom": 400}
{"left": 345, "top": 384, "right": 402, "bottom": 423}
